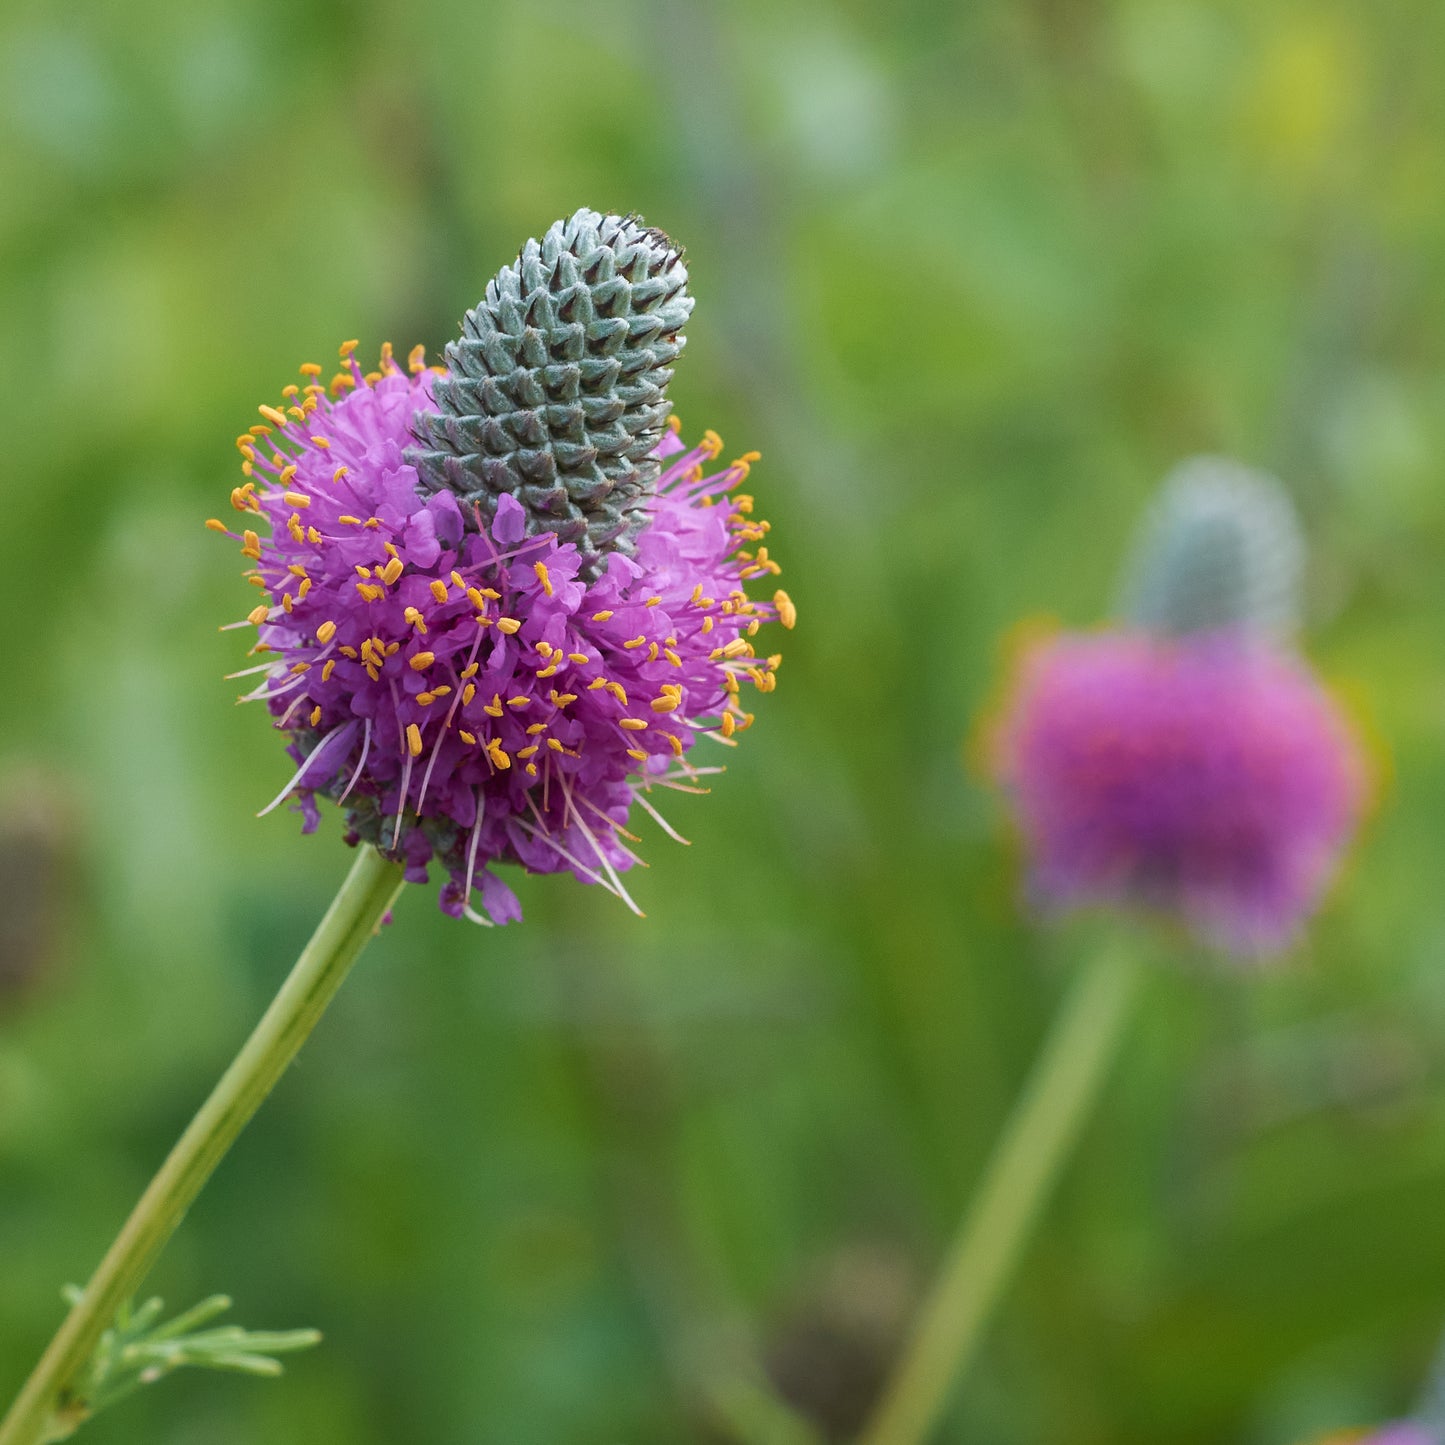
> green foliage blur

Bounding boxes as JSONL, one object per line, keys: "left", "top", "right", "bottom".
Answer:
{"left": 3, "top": 0, "right": 1445, "bottom": 1441}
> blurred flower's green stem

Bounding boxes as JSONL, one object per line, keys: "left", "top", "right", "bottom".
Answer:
{"left": 858, "top": 933, "right": 1141, "bottom": 1445}
{"left": 0, "top": 847, "right": 407, "bottom": 1445}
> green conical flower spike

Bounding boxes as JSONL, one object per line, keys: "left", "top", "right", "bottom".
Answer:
{"left": 1119, "top": 455, "right": 1304, "bottom": 640}
{"left": 407, "top": 207, "right": 693, "bottom": 577}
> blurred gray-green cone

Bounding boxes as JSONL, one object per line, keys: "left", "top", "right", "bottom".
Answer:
{"left": 1119, "top": 456, "right": 1304, "bottom": 640}
{"left": 407, "top": 208, "right": 693, "bottom": 577}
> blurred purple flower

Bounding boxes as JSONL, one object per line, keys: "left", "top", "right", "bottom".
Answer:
{"left": 991, "top": 629, "right": 1366, "bottom": 956}
{"left": 214, "top": 345, "right": 790, "bottom": 924}
{"left": 1310, "top": 1427, "right": 1438, "bottom": 1445}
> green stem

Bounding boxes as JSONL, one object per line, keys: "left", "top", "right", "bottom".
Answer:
{"left": 0, "top": 846, "right": 407, "bottom": 1445}
{"left": 858, "top": 933, "right": 1141, "bottom": 1445}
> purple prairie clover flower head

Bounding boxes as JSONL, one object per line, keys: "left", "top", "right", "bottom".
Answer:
{"left": 211, "top": 213, "right": 793, "bottom": 926}
{"left": 988, "top": 458, "right": 1367, "bottom": 957}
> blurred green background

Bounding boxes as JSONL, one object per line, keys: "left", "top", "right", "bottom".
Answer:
{"left": 4, "top": 0, "right": 1445, "bottom": 1441}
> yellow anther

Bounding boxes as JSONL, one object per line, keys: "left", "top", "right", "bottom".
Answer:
{"left": 647, "top": 642, "right": 659, "bottom": 662}
{"left": 340, "top": 339, "right": 359, "bottom": 357}
{"left": 406, "top": 724, "right": 423, "bottom": 757}
{"left": 380, "top": 341, "right": 395, "bottom": 369}
{"left": 526, "top": 763, "right": 538, "bottom": 777}
{"left": 720, "top": 712, "right": 736, "bottom": 738}
{"left": 487, "top": 740, "right": 512, "bottom": 770}
{"left": 623, "top": 635, "right": 646, "bottom": 649}
{"left": 619, "top": 718, "right": 648, "bottom": 732}
{"left": 403, "top": 606, "right": 427, "bottom": 633}
{"left": 536, "top": 641, "right": 553, "bottom": 657}
{"left": 288, "top": 516, "right": 305, "bottom": 543}
{"left": 300, "top": 362, "right": 323, "bottom": 377}
{"left": 497, "top": 617, "right": 521, "bottom": 634}
{"left": 460, "top": 662, "right": 479, "bottom": 679}
{"left": 430, "top": 580, "right": 449, "bottom": 604}
{"left": 644, "top": 596, "right": 662, "bottom": 607}
{"left": 409, "top": 651, "right": 435, "bottom": 672}
{"left": 258, "top": 404, "right": 288, "bottom": 428}
{"left": 333, "top": 466, "right": 349, "bottom": 483}
{"left": 365, "top": 518, "right": 381, "bottom": 529}
{"left": 550, "top": 691, "right": 577, "bottom": 707}
{"left": 408, "top": 344, "right": 427, "bottom": 373}
{"left": 309, "top": 705, "right": 322, "bottom": 727}
{"left": 568, "top": 652, "right": 589, "bottom": 665}
{"left": 664, "top": 733, "right": 684, "bottom": 755}
{"left": 290, "top": 662, "right": 310, "bottom": 674}
{"left": 451, "top": 570, "right": 467, "bottom": 588}
{"left": 461, "top": 683, "right": 477, "bottom": 705}
{"left": 314, "top": 620, "right": 337, "bottom": 643}
{"left": 380, "top": 557, "right": 404, "bottom": 586}
{"left": 338, "top": 645, "right": 359, "bottom": 659}
{"left": 206, "top": 518, "right": 228, "bottom": 533}
{"left": 417, "top": 691, "right": 436, "bottom": 706}
{"left": 588, "top": 677, "right": 608, "bottom": 690}
{"left": 626, "top": 748, "right": 648, "bottom": 762}
{"left": 356, "top": 583, "right": 385, "bottom": 602}
{"left": 747, "top": 619, "right": 760, "bottom": 637}
{"left": 484, "top": 694, "right": 504, "bottom": 717}
{"left": 247, "top": 575, "right": 267, "bottom": 588}
{"left": 297, "top": 578, "right": 312, "bottom": 600}
{"left": 466, "top": 587, "right": 486, "bottom": 610}
{"left": 383, "top": 541, "right": 399, "bottom": 558}
{"left": 306, "top": 526, "right": 323, "bottom": 545}
{"left": 247, "top": 604, "right": 269, "bottom": 625}
{"left": 459, "top": 729, "right": 477, "bottom": 745}
{"left": 533, "top": 561, "right": 553, "bottom": 596}
{"left": 338, "top": 514, "right": 362, "bottom": 526}
{"left": 287, "top": 564, "right": 309, "bottom": 578}
{"left": 547, "top": 738, "right": 565, "bottom": 752}
{"left": 774, "top": 590, "right": 797, "bottom": 629}
{"left": 701, "top": 616, "right": 714, "bottom": 634}
{"left": 608, "top": 682, "right": 628, "bottom": 704}
{"left": 516, "top": 745, "right": 540, "bottom": 759}
{"left": 591, "top": 609, "right": 614, "bottom": 622}
{"left": 322, "top": 659, "right": 337, "bottom": 682}
{"left": 526, "top": 722, "right": 547, "bottom": 736}
{"left": 355, "top": 566, "right": 372, "bottom": 579}
{"left": 507, "top": 696, "right": 531, "bottom": 708}
{"left": 664, "top": 649, "right": 682, "bottom": 667}
{"left": 700, "top": 429, "right": 724, "bottom": 457}
{"left": 536, "top": 665, "right": 558, "bottom": 679}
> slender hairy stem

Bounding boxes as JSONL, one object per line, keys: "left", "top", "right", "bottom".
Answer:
{"left": 858, "top": 933, "right": 1140, "bottom": 1445}
{"left": 0, "top": 847, "right": 407, "bottom": 1445}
